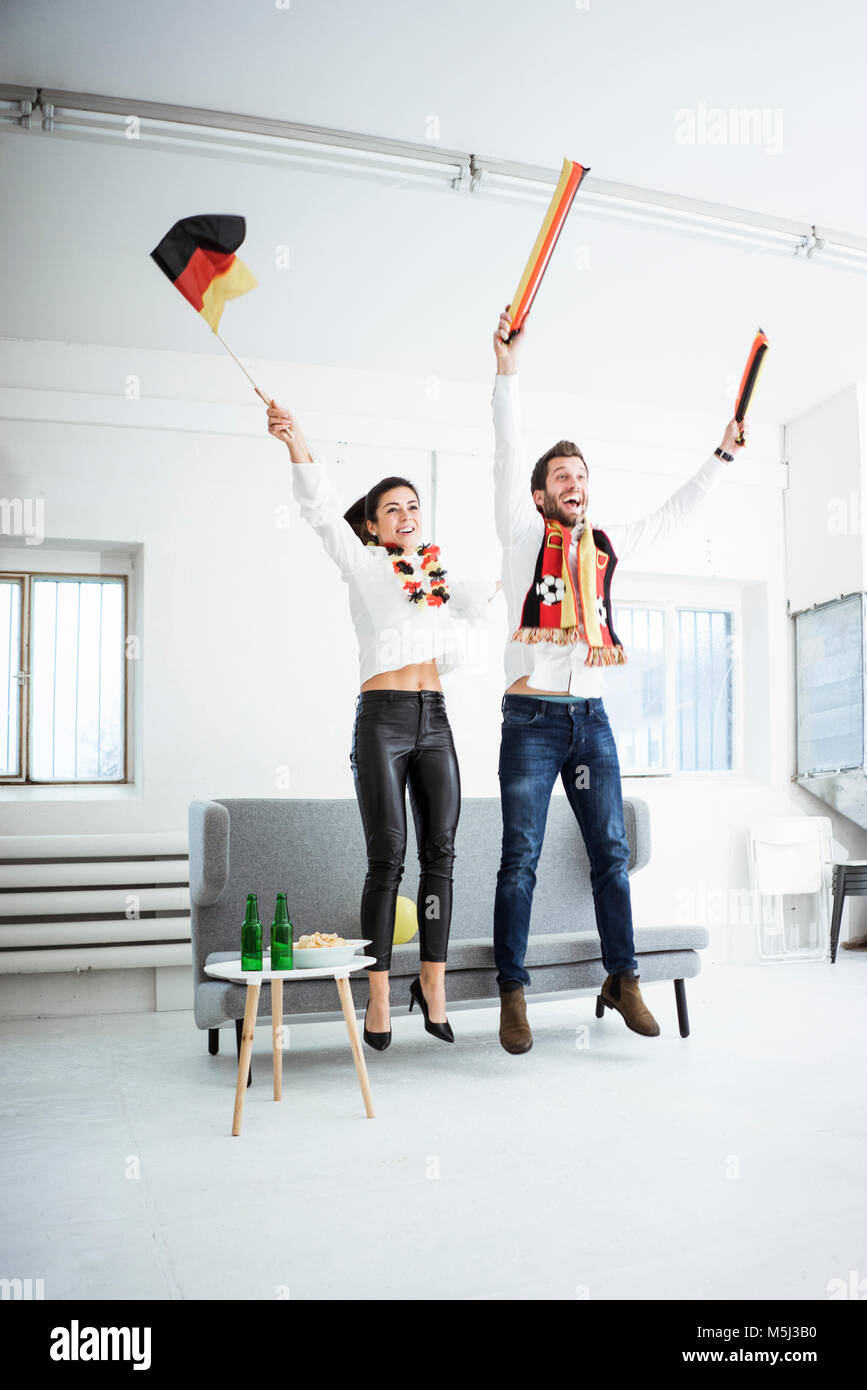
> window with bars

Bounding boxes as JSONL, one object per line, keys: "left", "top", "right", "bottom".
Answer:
{"left": 1, "top": 573, "right": 128, "bottom": 784}
{"left": 603, "top": 601, "right": 735, "bottom": 774}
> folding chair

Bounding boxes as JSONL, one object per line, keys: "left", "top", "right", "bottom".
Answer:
{"left": 748, "top": 817, "right": 833, "bottom": 962}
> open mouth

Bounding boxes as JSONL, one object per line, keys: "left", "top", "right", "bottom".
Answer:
{"left": 397, "top": 525, "right": 416, "bottom": 536}
{"left": 561, "top": 495, "right": 583, "bottom": 511}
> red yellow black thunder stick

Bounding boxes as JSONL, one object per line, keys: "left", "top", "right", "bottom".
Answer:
{"left": 150, "top": 213, "right": 270, "bottom": 403}
{"left": 506, "top": 158, "right": 589, "bottom": 341}
{"left": 734, "top": 328, "right": 769, "bottom": 446}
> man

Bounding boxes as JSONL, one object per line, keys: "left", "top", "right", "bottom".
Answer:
{"left": 491, "top": 306, "right": 747, "bottom": 1053}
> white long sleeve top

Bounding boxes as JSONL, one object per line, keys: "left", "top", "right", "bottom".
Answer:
{"left": 492, "top": 372, "right": 730, "bottom": 695}
{"left": 292, "top": 454, "right": 492, "bottom": 687}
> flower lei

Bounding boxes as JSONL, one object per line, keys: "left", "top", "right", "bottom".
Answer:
{"left": 384, "top": 542, "right": 450, "bottom": 608}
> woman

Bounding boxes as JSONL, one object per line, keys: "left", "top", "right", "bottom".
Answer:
{"left": 267, "top": 398, "right": 491, "bottom": 1049}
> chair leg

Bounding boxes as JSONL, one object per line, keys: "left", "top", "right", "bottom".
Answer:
{"left": 829, "top": 871, "right": 846, "bottom": 965}
{"left": 673, "top": 978, "right": 690, "bottom": 1038}
{"left": 236, "top": 1017, "right": 252, "bottom": 1087}
{"left": 208, "top": 1028, "right": 219, "bottom": 1056}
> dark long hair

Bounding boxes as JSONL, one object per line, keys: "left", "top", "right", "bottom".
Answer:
{"left": 344, "top": 476, "right": 421, "bottom": 545}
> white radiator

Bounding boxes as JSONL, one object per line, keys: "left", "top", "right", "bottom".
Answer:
{"left": 0, "top": 831, "right": 191, "bottom": 974}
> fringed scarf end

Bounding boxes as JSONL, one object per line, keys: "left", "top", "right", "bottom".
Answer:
{"left": 510, "top": 626, "right": 582, "bottom": 646}
{"left": 583, "top": 644, "right": 628, "bottom": 667}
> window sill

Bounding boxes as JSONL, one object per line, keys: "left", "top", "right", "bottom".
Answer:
{"left": 0, "top": 783, "right": 143, "bottom": 801}
{"left": 621, "top": 770, "right": 753, "bottom": 784}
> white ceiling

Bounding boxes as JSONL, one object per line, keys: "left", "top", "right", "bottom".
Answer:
{"left": 2, "top": 0, "right": 867, "bottom": 426}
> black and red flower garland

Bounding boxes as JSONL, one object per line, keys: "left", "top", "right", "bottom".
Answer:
{"left": 385, "top": 543, "right": 450, "bottom": 608}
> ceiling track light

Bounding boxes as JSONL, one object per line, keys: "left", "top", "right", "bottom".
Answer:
{"left": 0, "top": 86, "right": 38, "bottom": 127}
{"left": 794, "top": 225, "right": 826, "bottom": 260}
{"left": 4, "top": 84, "right": 867, "bottom": 274}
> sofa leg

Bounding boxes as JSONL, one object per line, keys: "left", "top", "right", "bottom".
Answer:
{"left": 673, "top": 978, "right": 690, "bottom": 1038}
{"left": 208, "top": 1028, "right": 219, "bottom": 1056}
{"left": 595, "top": 994, "right": 605, "bottom": 1019}
{"left": 235, "top": 1017, "right": 252, "bottom": 1087}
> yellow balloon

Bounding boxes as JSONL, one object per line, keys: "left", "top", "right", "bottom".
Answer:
{"left": 393, "top": 895, "right": 419, "bottom": 944}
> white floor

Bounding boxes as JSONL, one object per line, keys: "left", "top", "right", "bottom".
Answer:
{"left": 1, "top": 957, "right": 865, "bottom": 1303}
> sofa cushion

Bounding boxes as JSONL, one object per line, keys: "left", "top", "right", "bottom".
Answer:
{"left": 195, "top": 944, "right": 705, "bottom": 1028}
{"left": 388, "top": 925, "right": 708, "bottom": 973}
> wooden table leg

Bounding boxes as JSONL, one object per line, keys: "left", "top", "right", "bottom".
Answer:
{"left": 335, "top": 976, "right": 375, "bottom": 1119}
{"left": 271, "top": 978, "right": 284, "bottom": 1101}
{"left": 232, "top": 983, "right": 260, "bottom": 1137}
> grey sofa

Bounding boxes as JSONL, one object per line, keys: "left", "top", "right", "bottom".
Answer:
{"left": 189, "top": 796, "right": 707, "bottom": 1068}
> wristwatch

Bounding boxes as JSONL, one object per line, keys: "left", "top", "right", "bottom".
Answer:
{"left": 714, "top": 446, "right": 734, "bottom": 462}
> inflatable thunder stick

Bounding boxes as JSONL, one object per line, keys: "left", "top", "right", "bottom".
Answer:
{"left": 734, "top": 328, "right": 769, "bottom": 445}
{"left": 506, "top": 157, "right": 589, "bottom": 341}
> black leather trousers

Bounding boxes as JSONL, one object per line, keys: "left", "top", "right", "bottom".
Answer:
{"left": 349, "top": 690, "right": 461, "bottom": 972}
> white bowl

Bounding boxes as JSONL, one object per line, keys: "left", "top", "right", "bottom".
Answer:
{"left": 291, "top": 939, "right": 371, "bottom": 969}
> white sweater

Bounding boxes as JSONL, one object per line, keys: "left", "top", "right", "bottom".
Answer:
{"left": 492, "top": 372, "right": 730, "bottom": 695}
{"left": 292, "top": 456, "right": 492, "bottom": 687}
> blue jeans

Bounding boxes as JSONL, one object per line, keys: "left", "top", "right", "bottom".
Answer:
{"left": 493, "top": 694, "right": 637, "bottom": 987}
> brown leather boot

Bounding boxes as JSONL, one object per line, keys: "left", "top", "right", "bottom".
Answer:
{"left": 499, "top": 986, "right": 533, "bottom": 1053}
{"left": 599, "top": 970, "right": 660, "bottom": 1037}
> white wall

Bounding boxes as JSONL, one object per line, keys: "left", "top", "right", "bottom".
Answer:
{"left": 784, "top": 384, "right": 864, "bottom": 613}
{"left": 781, "top": 381, "right": 867, "bottom": 934}
{"left": 2, "top": 336, "right": 866, "bottom": 1006}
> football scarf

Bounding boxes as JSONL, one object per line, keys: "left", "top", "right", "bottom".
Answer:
{"left": 512, "top": 520, "right": 627, "bottom": 666}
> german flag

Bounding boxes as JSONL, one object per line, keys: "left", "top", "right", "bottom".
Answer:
{"left": 150, "top": 214, "right": 258, "bottom": 333}
{"left": 507, "top": 158, "right": 589, "bottom": 341}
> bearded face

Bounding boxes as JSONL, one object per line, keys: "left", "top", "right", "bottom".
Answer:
{"left": 536, "top": 456, "right": 589, "bottom": 529}
{"left": 540, "top": 486, "right": 588, "bottom": 528}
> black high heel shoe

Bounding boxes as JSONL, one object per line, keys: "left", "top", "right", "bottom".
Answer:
{"left": 409, "top": 976, "right": 454, "bottom": 1043}
{"left": 363, "top": 1002, "right": 391, "bottom": 1051}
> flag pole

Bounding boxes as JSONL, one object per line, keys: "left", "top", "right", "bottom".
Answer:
{"left": 214, "top": 329, "right": 271, "bottom": 405}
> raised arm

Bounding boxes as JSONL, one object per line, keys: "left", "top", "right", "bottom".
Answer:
{"left": 604, "top": 416, "right": 749, "bottom": 563}
{"left": 492, "top": 307, "right": 544, "bottom": 548}
{"left": 267, "top": 400, "right": 372, "bottom": 579}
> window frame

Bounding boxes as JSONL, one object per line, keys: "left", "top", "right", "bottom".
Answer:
{"left": 0, "top": 566, "right": 131, "bottom": 786}
{"left": 611, "top": 579, "right": 743, "bottom": 778}
{"left": 1, "top": 573, "right": 28, "bottom": 783}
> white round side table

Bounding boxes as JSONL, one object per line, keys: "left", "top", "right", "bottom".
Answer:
{"left": 204, "top": 955, "right": 377, "bottom": 1134}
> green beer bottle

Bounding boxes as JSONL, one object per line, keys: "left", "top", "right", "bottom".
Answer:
{"left": 241, "top": 893, "right": 263, "bottom": 971}
{"left": 271, "top": 892, "right": 293, "bottom": 971}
